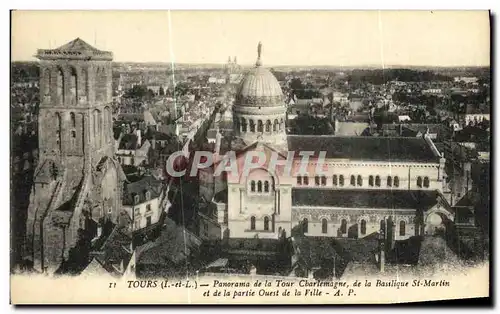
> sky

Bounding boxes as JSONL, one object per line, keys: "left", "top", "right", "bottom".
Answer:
{"left": 11, "top": 10, "right": 491, "bottom": 66}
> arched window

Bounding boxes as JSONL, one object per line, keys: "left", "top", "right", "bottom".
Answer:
{"left": 423, "top": 177, "right": 430, "bottom": 188}
{"left": 350, "top": 175, "right": 356, "bottom": 186}
{"left": 250, "top": 216, "right": 256, "bottom": 230}
{"left": 340, "top": 219, "right": 347, "bottom": 234}
{"left": 257, "top": 181, "right": 262, "bottom": 192}
{"left": 257, "top": 120, "right": 263, "bottom": 132}
{"left": 241, "top": 118, "right": 247, "bottom": 132}
{"left": 369, "top": 175, "right": 374, "bottom": 186}
{"left": 399, "top": 221, "right": 406, "bottom": 236}
{"left": 375, "top": 176, "right": 381, "bottom": 187}
{"left": 315, "top": 175, "right": 320, "bottom": 186}
{"left": 387, "top": 176, "right": 393, "bottom": 187}
{"left": 380, "top": 220, "right": 386, "bottom": 233}
{"left": 70, "top": 67, "right": 77, "bottom": 105}
{"left": 249, "top": 120, "right": 255, "bottom": 132}
{"left": 321, "top": 176, "right": 326, "bottom": 186}
{"left": 394, "top": 176, "right": 400, "bottom": 187}
{"left": 303, "top": 176, "right": 309, "bottom": 185}
{"left": 55, "top": 112, "right": 62, "bottom": 151}
{"left": 417, "top": 176, "right": 423, "bottom": 188}
{"left": 264, "top": 181, "right": 269, "bottom": 192}
{"left": 321, "top": 219, "right": 328, "bottom": 234}
{"left": 250, "top": 180, "right": 256, "bottom": 192}
{"left": 264, "top": 216, "right": 270, "bottom": 231}
{"left": 265, "top": 120, "right": 271, "bottom": 132}
{"left": 297, "top": 175, "right": 302, "bottom": 185}
{"left": 56, "top": 68, "right": 64, "bottom": 105}
{"left": 357, "top": 175, "right": 363, "bottom": 186}
{"left": 70, "top": 113, "right": 76, "bottom": 128}
{"left": 302, "top": 218, "right": 309, "bottom": 233}
{"left": 273, "top": 119, "right": 279, "bottom": 132}
{"left": 339, "top": 175, "right": 344, "bottom": 186}
{"left": 333, "top": 175, "right": 338, "bottom": 186}
{"left": 360, "top": 219, "right": 367, "bottom": 235}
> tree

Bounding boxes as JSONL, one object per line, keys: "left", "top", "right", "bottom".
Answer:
{"left": 159, "top": 86, "right": 165, "bottom": 96}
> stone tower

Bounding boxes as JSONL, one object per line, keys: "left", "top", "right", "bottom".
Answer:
{"left": 25, "top": 38, "right": 125, "bottom": 274}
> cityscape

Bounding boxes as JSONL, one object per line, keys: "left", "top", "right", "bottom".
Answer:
{"left": 10, "top": 11, "right": 490, "bottom": 283}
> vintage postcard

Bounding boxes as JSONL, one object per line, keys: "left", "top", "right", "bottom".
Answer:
{"left": 10, "top": 10, "right": 490, "bottom": 304}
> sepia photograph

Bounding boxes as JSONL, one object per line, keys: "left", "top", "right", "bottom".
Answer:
{"left": 9, "top": 9, "right": 491, "bottom": 304}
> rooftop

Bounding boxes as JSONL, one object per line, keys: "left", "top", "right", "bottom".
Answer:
{"left": 36, "top": 37, "right": 113, "bottom": 61}
{"left": 287, "top": 135, "right": 439, "bottom": 163}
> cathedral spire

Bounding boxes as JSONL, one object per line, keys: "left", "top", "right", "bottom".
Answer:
{"left": 256, "top": 41, "right": 262, "bottom": 67}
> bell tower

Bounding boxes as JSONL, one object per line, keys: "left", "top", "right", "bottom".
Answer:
{"left": 36, "top": 37, "right": 114, "bottom": 166}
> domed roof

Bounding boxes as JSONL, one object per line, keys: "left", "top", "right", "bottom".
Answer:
{"left": 235, "top": 42, "right": 284, "bottom": 106}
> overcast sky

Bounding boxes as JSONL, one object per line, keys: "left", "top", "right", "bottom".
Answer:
{"left": 11, "top": 10, "right": 490, "bottom": 66}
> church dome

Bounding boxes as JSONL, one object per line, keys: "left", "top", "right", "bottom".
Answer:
{"left": 235, "top": 43, "right": 283, "bottom": 107}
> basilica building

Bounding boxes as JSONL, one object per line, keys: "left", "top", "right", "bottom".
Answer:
{"left": 198, "top": 43, "right": 456, "bottom": 247}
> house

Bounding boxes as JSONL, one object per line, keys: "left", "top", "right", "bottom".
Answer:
{"left": 116, "top": 129, "right": 151, "bottom": 166}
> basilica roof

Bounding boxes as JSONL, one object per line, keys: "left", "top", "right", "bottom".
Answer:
{"left": 234, "top": 42, "right": 284, "bottom": 107}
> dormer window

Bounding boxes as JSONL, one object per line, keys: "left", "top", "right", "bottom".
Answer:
{"left": 145, "top": 191, "right": 151, "bottom": 201}
{"left": 134, "top": 194, "right": 140, "bottom": 204}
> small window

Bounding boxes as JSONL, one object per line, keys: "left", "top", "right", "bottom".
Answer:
{"left": 321, "top": 219, "right": 328, "bottom": 234}
{"left": 251, "top": 180, "right": 256, "bottom": 192}
{"left": 339, "top": 175, "right": 344, "bottom": 187}
{"left": 134, "top": 208, "right": 140, "bottom": 216}
{"left": 423, "top": 177, "right": 430, "bottom": 188}
{"left": 146, "top": 216, "right": 152, "bottom": 227}
{"left": 380, "top": 220, "right": 386, "bottom": 233}
{"left": 264, "top": 216, "right": 270, "bottom": 231}
{"left": 257, "top": 181, "right": 262, "bottom": 192}
{"left": 146, "top": 204, "right": 151, "bottom": 212}
{"left": 399, "top": 221, "right": 406, "bottom": 236}
{"left": 134, "top": 195, "right": 140, "bottom": 204}
{"left": 387, "top": 176, "right": 392, "bottom": 187}
{"left": 250, "top": 216, "right": 256, "bottom": 230}
{"left": 315, "top": 176, "right": 320, "bottom": 186}
{"left": 369, "top": 175, "right": 374, "bottom": 187}
{"left": 360, "top": 219, "right": 367, "bottom": 235}
{"left": 264, "top": 181, "right": 269, "bottom": 193}
{"left": 332, "top": 175, "right": 338, "bottom": 186}
{"left": 375, "top": 176, "right": 381, "bottom": 187}
{"left": 71, "top": 130, "right": 76, "bottom": 138}
{"left": 350, "top": 175, "right": 356, "bottom": 186}
{"left": 145, "top": 191, "right": 151, "bottom": 200}
{"left": 302, "top": 218, "right": 309, "bottom": 233}
{"left": 417, "top": 176, "right": 423, "bottom": 188}
{"left": 297, "top": 176, "right": 302, "bottom": 185}
{"left": 303, "top": 176, "right": 309, "bottom": 185}
{"left": 394, "top": 176, "right": 400, "bottom": 187}
{"left": 321, "top": 176, "right": 326, "bottom": 186}
{"left": 357, "top": 175, "right": 363, "bottom": 186}
{"left": 340, "top": 219, "right": 347, "bottom": 234}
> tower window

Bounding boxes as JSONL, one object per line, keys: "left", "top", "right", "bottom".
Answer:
{"left": 250, "top": 216, "right": 256, "bottom": 230}
{"left": 264, "top": 216, "right": 270, "bottom": 231}
{"left": 350, "top": 175, "right": 356, "bottom": 186}
{"left": 375, "top": 175, "right": 381, "bottom": 187}
{"left": 70, "top": 112, "right": 76, "bottom": 128}
{"left": 273, "top": 119, "right": 278, "bottom": 132}
{"left": 340, "top": 219, "right": 347, "bottom": 234}
{"left": 303, "top": 176, "right": 309, "bottom": 186}
{"left": 369, "top": 175, "right": 374, "bottom": 187}
{"left": 321, "top": 175, "right": 326, "bottom": 186}
{"left": 394, "top": 176, "right": 400, "bottom": 187}
{"left": 417, "top": 176, "right": 423, "bottom": 188}
{"left": 241, "top": 118, "right": 247, "bottom": 132}
{"left": 332, "top": 175, "right": 338, "bottom": 186}
{"left": 249, "top": 120, "right": 255, "bottom": 132}
{"left": 380, "top": 220, "right": 386, "bottom": 233}
{"left": 360, "top": 219, "right": 367, "bottom": 235}
{"left": 264, "top": 181, "right": 269, "bottom": 193}
{"left": 257, "top": 181, "right": 262, "bottom": 193}
{"left": 257, "top": 120, "right": 263, "bottom": 132}
{"left": 321, "top": 218, "right": 328, "bottom": 234}
{"left": 265, "top": 120, "right": 271, "bottom": 132}
{"left": 400, "top": 221, "right": 406, "bottom": 236}
{"left": 387, "top": 176, "right": 393, "bottom": 187}
{"left": 315, "top": 175, "right": 320, "bottom": 186}
{"left": 357, "top": 175, "right": 363, "bottom": 186}
{"left": 339, "top": 175, "right": 344, "bottom": 186}
{"left": 423, "top": 177, "right": 430, "bottom": 188}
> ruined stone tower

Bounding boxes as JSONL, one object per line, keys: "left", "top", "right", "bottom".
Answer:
{"left": 25, "top": 38, "right": 125, "bottom": 274}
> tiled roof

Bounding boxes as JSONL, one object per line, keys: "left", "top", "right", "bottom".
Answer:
{"left": 123, "top": 175, "right": 163, "bottom": 206}
{"left": 292, "top": 188, "right": 440, "bottom": 210}
{"left": 287, "top": 135, "right": 438, "bottom": 163}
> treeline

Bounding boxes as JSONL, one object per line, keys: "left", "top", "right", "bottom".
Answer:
{"left": 11, "top": 62, "right": 39, "bottom": 83}
{"left": 347, "top": 69, "right": 453, "bottom": 85}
